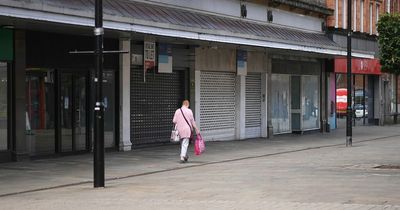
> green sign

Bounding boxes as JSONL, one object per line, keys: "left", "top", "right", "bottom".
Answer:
{"left": 0, "top": 29, "right": 13, "bottom": 61}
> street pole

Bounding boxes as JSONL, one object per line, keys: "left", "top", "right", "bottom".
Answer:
{"left": 94, "top": 0, "right": 105, "bottom": 187}
{"left": 346, "top": 0, "right": 352, "bottom": 147}
{"left": 395, "top": 74, "right": 398, "bottom": 124}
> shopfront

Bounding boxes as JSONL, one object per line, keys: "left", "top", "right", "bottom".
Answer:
{"left": 0, "top": 28, "right": 12, "bottom": 162}
{"left": 24, "top": 31, "right": 119, "bottom": 156}
{"left": 195, "top": 47, "right": 238, "bottom": 141}
{"left": 271, "top": 59, "right": 321, "bottom": 134}
{"left": 333, "top": 57, "right": 381, "bottom": 128}
{"left": 130, "top": 42, "right": 190, "bottom": 146}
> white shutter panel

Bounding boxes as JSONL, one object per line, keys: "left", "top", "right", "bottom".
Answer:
{"left": 245, "top": 73, "right": 262, "bottom": 138}
{"left": 200, "top": 72, "right": 236, "bottom": 141}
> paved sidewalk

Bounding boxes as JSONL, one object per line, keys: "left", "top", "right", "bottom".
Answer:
{"left": 0, "top": 125, "right": 399, "bottom": 209}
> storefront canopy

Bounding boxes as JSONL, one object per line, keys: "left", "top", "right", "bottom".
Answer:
{"left": 0, "top": 0, "right": 374, "bottom": 58}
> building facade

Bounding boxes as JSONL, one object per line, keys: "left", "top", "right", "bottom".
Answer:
{"left": 0, "top": 0, "right": 375, "bottom": 162}
{"left": 326, "top": 0, "right": 400, "bottom": 128}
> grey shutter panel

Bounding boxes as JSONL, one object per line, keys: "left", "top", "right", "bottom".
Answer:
{"left": 131, "top": 67, "right": 185, "bottom": 145}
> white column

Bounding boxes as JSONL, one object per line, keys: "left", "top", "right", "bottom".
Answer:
{"left": 261, "top": 72, "right": 268, "bottom": 138}
{"left": 236, "top": 75, "right": 246, "bottom": 139}
{"left": 379, "top": 77, "right": 384, "bottom": 125}
{"left": 195, "top": 70, "right": 201, "bottom": 130}
{"left": 119, "top": 38, "right": 132, "bottom": 151}
{"left": 266, "top": 54, "right": 273, "bottom": 138}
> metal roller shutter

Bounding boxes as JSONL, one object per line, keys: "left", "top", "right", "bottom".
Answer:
{"left": 200, "top": 71, "right": 236, "bottom": 141}
{"left": 245, "top": 73, "right": 262, "bottom": 138}
{"left": 131, "top": 67, "right": 185, "bottom": 145}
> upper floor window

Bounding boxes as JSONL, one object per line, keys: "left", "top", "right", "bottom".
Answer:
{"left": 361, "top": 0, "right": 364, "bottom": 32}
{"left": 376, "top": 4, "right": 380, "bottom": 34}
{"left": 335, "top": 0, "right": 339, "bottom": 28}
{"left": 354, "top": 0, "right": 357, "bottom": 31}
{"left": 343, "top": 0, "right": 347, "bottom": 29}
{"left": 377, "top": 4, "right": 380, "bottom": 22}
{"left": 369, "top": 3, "right": 373, "bottom": 34}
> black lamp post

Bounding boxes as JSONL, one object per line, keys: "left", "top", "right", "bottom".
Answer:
{"left": 346, "top": 0, "right": 353, "bottom": 147}
{"left": 94, "top": 0, "right": 105, "bottom": 187}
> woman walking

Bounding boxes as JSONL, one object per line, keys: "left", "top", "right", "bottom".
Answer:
{"left": 173, "top": 100, "right": 200, "bottom": 163}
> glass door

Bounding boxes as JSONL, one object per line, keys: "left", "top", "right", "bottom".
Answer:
{"left": 302, "top": 75, "right": 320, "bottom": 130}
{"left": 74, "top": 76, "right": 87, "bottom": 151}
{"left": 271, "top": 74, "right": 291, "bottom": 134}
{"left": 0, "top": 63, "right": 7, "bottom": 151}
{"left": 291, "top": 76, "right": 301, "bottom": 131}
{"left": 60, "top": 73, "right": 88, "bottom": 152}
{"left": 26, "top": 69, "right": 55, "bottom": 155}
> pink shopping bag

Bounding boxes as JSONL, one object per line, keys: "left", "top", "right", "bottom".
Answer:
{"left": 194, "top": 134, "right": 205, "bottom": 155}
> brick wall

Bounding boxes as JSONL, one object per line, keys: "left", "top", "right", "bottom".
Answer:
{"left": 326, "top": 0, "right": 393, "bottom": 35}
{"left": 393, "top": 0, "right": 400, "bottom": 12}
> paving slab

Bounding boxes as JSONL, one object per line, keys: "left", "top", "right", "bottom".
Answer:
{"left": 0, "top": 125, "right": 399, "bottom": 210}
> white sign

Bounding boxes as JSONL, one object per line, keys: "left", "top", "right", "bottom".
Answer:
{"left": 131, "top": 54, "right": 143, "bottom": 65}
{"left": 144, "top": 41, "right": 156, "bottom": 71}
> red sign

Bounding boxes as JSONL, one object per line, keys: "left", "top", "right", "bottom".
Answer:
{"left": 334, "top": 57, "right": 381, "bottom": 75}
{"left": 336, "top": 88, "right": 347, "bottom": 114}
{"left": 143, "top": 40, "right": 156, "bottom": 82}
{"left": 144, "top": 41, "right": 156, "bottom": 71}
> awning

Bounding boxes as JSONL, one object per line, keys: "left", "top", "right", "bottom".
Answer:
{"left": 0, "top": 0, "right": 374, "bottom": 58}
{"left": 334, "top": 57, "right": 381, "bottom": 75}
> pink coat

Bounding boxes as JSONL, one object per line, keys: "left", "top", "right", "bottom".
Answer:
{"left": 173, "top": 106, "right": 195, "bottom": 139}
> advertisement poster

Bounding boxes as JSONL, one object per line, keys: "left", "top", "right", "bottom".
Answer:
{"left": 158, "top": 43, "right": 173, "bottom": 73}
{"left": 144, "top": 40, "right": 156, "bottom": 82}
{"left": 237, "top": 49, "right": 247, "bottom": 76}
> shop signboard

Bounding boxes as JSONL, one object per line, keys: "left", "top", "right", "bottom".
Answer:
{"left": 144, "top": 39, "right": 155, "bottom": 82}
{"left": 237, "top": 50, "right": 247, "bottom": 76}
{"left": 0, "top": 29, "right": 13, "bottom": 61}
{"left": 335, "top": 57, "right": 381, "bottom": 75}
{"left": 158, "top": 43, "right": 172, "bottom": 73}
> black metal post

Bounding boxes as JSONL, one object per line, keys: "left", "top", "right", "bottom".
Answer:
{"left": 396, "top": 74, "right": 398, "bottom": 124}
{"left": 363, "top": 74, "right": 366, "bottom": 125}
{"left": 94, "top": 0, "right": 105, "bottom": 188}
{"left": 346, "top": 0, "right": 352, "bottom": 147}
{"left": 353, "top": 75, "right": 356, "bottom": 126}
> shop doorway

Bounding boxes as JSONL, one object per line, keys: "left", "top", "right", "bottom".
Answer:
{"left": 290, "top": 75, "right": 320, "bottom": 132}
{"left": 26, "top": 68, "right": 117, "bottom": 156}
{"left": 335, "top": 74, "right": 371, "bottom": 129}
{"left": 59, "top": 72, "right": 89, "bottom": 152}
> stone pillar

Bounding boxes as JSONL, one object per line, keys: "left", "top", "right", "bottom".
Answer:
{"left": 14, "top": 30, "right": 28, "bottom": 160}
{"left": 195, "top": 70, "right": 201, "bottom": 129}
{"left": 266, "top": 53, "right": 273, "bottom": 138}
{"left": 235, "top": 75, "right": 246, "bottom": 140}
{"left": 320, "top": 59, "right": 327, "bottom": 132}
{"left": 261, "top": 71, "right": 268, "bottom": 138}
{"left": 189, "top": 47, "right": 196, "bottom": 117}
{"left": 119, "top": 38, "right": 132, "bottom": 151}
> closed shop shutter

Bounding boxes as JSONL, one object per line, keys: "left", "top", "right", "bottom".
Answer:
{"left": 131, "top": 67, "right": 185, "bottom": 145}
{"left": 245, "top": 73, "right": 261, "bottom": 138}
{"left": 200, "top": 71, "right": 236, "bottom": 141}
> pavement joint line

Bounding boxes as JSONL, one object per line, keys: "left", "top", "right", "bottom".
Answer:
{"left": 0, "top": 133, "right": 399, "bottom": 198}
{"left": 0, "top": 181, "right": 93, "bottom": 198}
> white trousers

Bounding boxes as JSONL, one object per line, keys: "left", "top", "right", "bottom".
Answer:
{"left": 180, "top": 138, "right": 189, "bottom": 159}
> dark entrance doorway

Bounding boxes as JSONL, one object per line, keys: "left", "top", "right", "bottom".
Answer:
{"left": 59, "top": 72, "right": 90, "bottom": 153}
